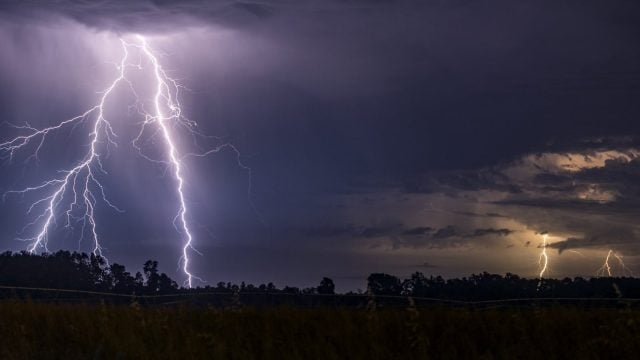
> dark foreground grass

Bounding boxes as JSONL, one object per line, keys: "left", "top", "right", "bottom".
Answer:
{"left": 0, "top": 301, "right": 639, "bottom": 359}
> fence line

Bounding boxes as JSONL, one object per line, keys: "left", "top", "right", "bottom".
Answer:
{"left": 2, "top": 285, "right": 640, "bottom": 306}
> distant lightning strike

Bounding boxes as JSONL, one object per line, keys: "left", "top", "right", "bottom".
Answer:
{"left": 538, "top": 233, "right": 549, "bottom": 280}
{"left": 536, "top": 235, "right": 635, "bottom": 280}
{"left": 597, "top": 249, "right": 632, "bottom": 277}
{"left": 0, "top": 36, "right": 244, "bottom": 287}
{"left": 597, "top": 250, "right": 613, "bottom": 277}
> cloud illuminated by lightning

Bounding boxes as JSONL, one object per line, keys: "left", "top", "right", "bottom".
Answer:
{"left": 0, "top": 35, "right": 250, "bottom": 287}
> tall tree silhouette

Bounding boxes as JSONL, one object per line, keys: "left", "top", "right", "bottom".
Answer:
{"left": 317, "top": 277, "right": 335, "bottom": 295}
{"left": 367, "top": 273, "right": 402, "bottom": 296}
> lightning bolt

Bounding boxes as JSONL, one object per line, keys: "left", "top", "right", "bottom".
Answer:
{"left": 1, "top": 41, "right": 130, "bottom": 258}
{"left": 597, "top": 249, "right": 632, "bottom": 277}
{"left": 597, "top": 249, "right": 613, "bottom": 277}
{"left": 538, "top": 233, "right": 549, "bottom": 280}
{"left": 0, "top": 35, "right": 248, "bottom": 287}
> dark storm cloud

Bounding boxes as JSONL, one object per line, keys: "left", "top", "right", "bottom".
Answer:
{"left": 493, "top": 156, "right": 640, "bottom": 214}
{"left": 402, "top": 227, "right": 434, "bottom": 236}
{"left": 0, "top": 0, "right": 278, "bottom": 31}
{"left": 431, "top": 226, "right": 458, "bottom": 240}
{"left": 3, "top": 0, "right": 640, "bottom": 285}
{"left": 495, "top": 199, "right": 626, "bottom": 213}
{"left": 389, "top": 225, "right": 516, "bottom": 250}
{"left": 433, "top": 170, "right": 523, "bottom": 195}
{"left": 401, "top": 170, "right": 522, "bottom": 195}
{"left": 360, "top": 225, "right": 402, "bottom": 239}
{"left": 427, "top": 226, "right": 514, "bottom": 240}
{"left": 532, "top": 173, "right": 572, "bottom": 186}
{"left": 547, "top": 229, "right": 638, "bottom": 254}
{"left": 298, "top": 224, "right": 403, "bottom": 239}
{"left": 451, "top": 211, "right": 507, "bottom": 218}
{"left": 483, "top": 157, "right": 640, "bottom": 255}
{"left": 466, "top": 228, "right": 513, "bottom": 238}
{"left": 0, "top": 0, "right": 426, "bottom": 34}
{"left": 383, "top": 140, "right": 640, "bottom": 258}
{"left": 577, "top": 158, "right": 640, "bottom": 198}
{"left": 292, "top": 223, "right": 516, "bottom": 248}
{"left": 5, "top": 0, "right": 640, "bottom": 177}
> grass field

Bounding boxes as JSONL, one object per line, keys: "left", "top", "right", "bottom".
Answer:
{"left": 0, "top": 301, "right": 639, "bottom": 359}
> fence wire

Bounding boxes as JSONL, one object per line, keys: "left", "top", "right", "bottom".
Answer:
{"left": 2, "top": 285, "right": 640, "bottom": 308}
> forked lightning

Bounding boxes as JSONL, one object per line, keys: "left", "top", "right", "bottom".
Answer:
{"left": 0, "top": 36, "right": 247, "bottom": 287}
{"left": 597, "top": 249, "right": 632, "bottom": 277}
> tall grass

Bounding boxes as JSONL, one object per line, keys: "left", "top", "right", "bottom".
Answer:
{"left": 0, "top": 301, "right": 639, "bottom": 359}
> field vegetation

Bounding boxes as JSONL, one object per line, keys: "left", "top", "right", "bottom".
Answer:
{"left": 1, "top": 302, "right": 639, "bottom": 359}
{"left": 2, "top": 252, "right": 640, "bottom": 358}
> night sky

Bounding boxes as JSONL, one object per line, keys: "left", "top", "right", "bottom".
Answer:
{"left": 1, "top": 0, "right": 640, "bottom": 291}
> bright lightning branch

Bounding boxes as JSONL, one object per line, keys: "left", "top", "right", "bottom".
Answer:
{"left": 0, "top": 36, "right": 248, "bottom": 287}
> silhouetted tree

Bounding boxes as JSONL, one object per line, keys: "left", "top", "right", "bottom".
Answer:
{"left": 142, "top": 260, "right": 177, "bottom": 293}
{"left": 110, "top": 263, "right": 136, "bottom": 293}
{"left": 283, "top": 286, "right": 300, "bottom": 294}
{"left": 157, "top": 273, "right": 178, "bottom": 293}
{"left": 367, "top": 273, "right": 402, "bottom": 296}
{"left": 143, "top": 260, "right": 160, "bottom": 292}
{"left": 317, "top": 277, "right": 335, "bottom": 295}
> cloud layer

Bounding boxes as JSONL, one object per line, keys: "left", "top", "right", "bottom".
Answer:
{"left": 1, "top": 1, "right": 640, "bottom": 288}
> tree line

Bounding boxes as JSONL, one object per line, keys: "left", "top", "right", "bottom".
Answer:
{"left": 1, "top": 251, "right": 639, "bottom": 304}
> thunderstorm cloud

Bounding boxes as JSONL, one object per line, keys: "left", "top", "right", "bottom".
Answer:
{"left": 1, "top": 0, "right": 640, "bottom": 289}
